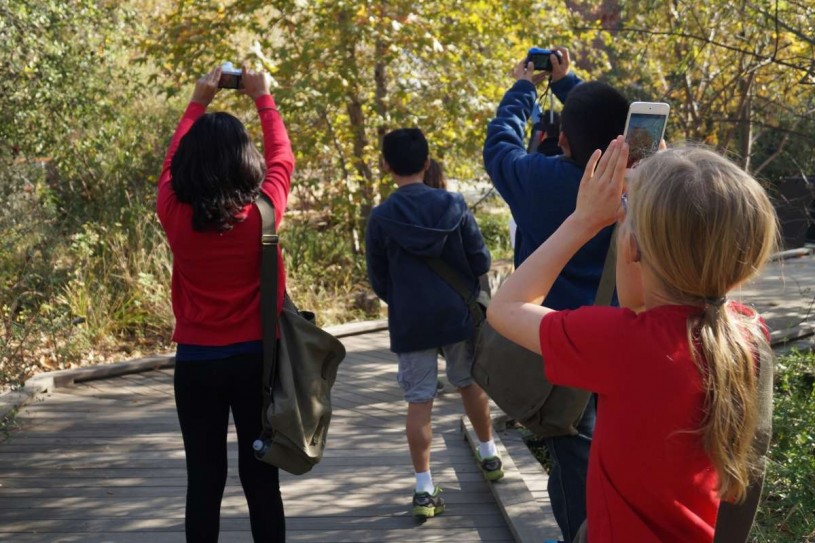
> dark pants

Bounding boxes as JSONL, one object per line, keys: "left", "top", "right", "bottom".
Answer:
{"left": 174, "top": 353, "right": 285, "bottom": 542}
{"left": 544, "top": 395, "right": 596, "bottom": 543}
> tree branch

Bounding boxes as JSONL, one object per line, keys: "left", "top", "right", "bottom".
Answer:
{"left": 574, "top": 24, "right": 813, "bottom": 75}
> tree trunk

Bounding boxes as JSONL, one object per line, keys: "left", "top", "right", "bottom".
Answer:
{"left": 374, "top": 1, "right": 390, "bottom": 201}
{"left": 738, "top": 73, "right": 754, "bottom": 171}
{"left": 338, "top": 8, "right": 375, "bottom": 252}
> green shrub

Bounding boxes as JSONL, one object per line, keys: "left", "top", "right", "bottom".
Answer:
{"left": 753, "top": 350, "right": 815, "bottom": 543}
{"left": 282, "top": 217, "right": 378, "bottom": 326}
{"left": 474, "top": 206, "right": 513, "bottom": 261}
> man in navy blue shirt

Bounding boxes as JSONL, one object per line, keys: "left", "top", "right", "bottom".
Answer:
{"left": 483, "top": 48, "right": 629, "bottom": 542}
{"left": 366, "top": 128, "right": 503, "bottom": 518}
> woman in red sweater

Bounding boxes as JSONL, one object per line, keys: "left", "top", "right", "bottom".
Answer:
{"left": 157, "top": 66, "right": 294, "bottom": 542}
{"left": 488, "top": 138, "right": 776, "bottom": 542}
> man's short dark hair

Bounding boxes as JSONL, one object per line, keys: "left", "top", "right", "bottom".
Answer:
{"left": 560, "top": 82, "right": 629, "bottom": 168}
{"left": 382, "top": 128, "right": 429, "bottom": 176}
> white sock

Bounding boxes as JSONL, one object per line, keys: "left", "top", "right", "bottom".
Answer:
{"left": 415, "top": 470, "right": 435, "bottom": 494}
{"left": 479, "top": 440, "right": 498, "bottom": 459}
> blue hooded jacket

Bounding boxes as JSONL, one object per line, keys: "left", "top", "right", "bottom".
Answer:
{"left": 365, "top": 183, "right": 491, "bottom": 353}
{"left": 483, "top": 75, "right": 614, "bottom": 310}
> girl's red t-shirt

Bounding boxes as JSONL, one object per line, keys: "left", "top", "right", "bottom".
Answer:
{"left": 540, "top": 304, "right": 722, "bottom": 543}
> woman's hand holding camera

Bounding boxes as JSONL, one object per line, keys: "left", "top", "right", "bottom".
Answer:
{"left": 191, "top": 67, "right": 222, "bottom": 106}
{"left": 242, "top": 67, "right": 272, "bottom": 101}
{"left": 191, "top": 65, "right": 273, "bottom": 106}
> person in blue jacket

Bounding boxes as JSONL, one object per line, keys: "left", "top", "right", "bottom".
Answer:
{"left": 483, "top": 47, "right": 629, "bottom": 543}
{"left": 366, "top": 128, "right": 502, "bottom": 519}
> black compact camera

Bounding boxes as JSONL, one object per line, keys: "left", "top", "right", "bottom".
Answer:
{"left": 525, "top": 47, "right": 562, "bottom": 72}
{"left": 218, "top": 62, "right": 242, "bottom": 89}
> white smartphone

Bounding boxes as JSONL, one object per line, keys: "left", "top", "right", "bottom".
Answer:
{"left": 623, "top": 101, "right": 670, "bottom": 167}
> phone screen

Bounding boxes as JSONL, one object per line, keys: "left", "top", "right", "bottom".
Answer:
{"left": 625, "top": 113, "right": 667, "bottom": 166}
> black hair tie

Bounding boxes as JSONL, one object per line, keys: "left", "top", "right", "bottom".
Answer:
{"left": 704, "top": 296, "right": 727, "bottom": 307}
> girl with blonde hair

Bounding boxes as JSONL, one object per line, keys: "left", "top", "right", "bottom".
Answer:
{"left": 488, "top": 137, "right": 777, "bottom": 542}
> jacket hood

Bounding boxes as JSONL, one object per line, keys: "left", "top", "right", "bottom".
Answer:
{"left": 374, "top": 186, "right": 467, "bottom": 257}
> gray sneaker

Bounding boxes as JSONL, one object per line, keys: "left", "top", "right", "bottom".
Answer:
{"left": 412, "top": 486, "right": 445, "bottom": 518}
{"left": 477, "top": 451, "right": 505, "bottom": 481}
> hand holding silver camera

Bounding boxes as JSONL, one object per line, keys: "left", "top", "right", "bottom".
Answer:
{"left": 218, "top": 62, "right": 242, "bottom": 90}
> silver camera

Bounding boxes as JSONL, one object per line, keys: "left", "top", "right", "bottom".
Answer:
{"left": 218, "top": 62, "right": 242, "bottom": 90}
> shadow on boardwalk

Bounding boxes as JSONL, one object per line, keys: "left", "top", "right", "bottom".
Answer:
{"left": 0, "top": 330, "right": 513, "bottom": 542}
{"left": 3, "top": 252, "right": 815, "bottom": 542}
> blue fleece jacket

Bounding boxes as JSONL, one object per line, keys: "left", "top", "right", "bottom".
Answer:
{"left": 483, "top": 75, "right": 614, "bottom": 310}
{"left": 365, "top": 183, "right": 491, "bottom": 353}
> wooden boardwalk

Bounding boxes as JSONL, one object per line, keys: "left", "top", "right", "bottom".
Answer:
{"left": 0, "top": 331, "right": 514, "bottom": 542}
{"left": 3, "top": 251, "right": 815, "bottom": 543}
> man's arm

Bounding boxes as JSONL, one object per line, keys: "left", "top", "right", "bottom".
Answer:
{"left": 484, "top": 74, "right": 570, "bottom": 225}
{"left": 551, "top": 72, "right": 581, "bottom": 104}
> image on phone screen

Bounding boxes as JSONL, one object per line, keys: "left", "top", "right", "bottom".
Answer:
{"left": 626, "top": 113, "right": 667, "bottom": 166}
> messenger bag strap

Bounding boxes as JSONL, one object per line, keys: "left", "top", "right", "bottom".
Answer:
{"left": 425, "top": 224, "right": 618, "bottom": 310}
{"left": 712, "top": 340, "right": 773, "bottom": 542}
{"left": 256, "top": 194, "right": 280, "bottom": 395}
{"left": 422, "top": 257, "right": 487, "bottom": 323}
{"left": 595, "top": 225, "right": 617, "bottom": 307}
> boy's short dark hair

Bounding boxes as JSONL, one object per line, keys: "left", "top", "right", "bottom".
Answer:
{"left": 560, "top": 82, "right": 629, "bottom": 168}
{"left": 382, "top": 128, "right": 429, "bottom": 176}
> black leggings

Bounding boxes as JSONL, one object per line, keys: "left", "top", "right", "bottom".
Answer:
{"left": 174, "top": 353, "right": 285, "bottom": 542}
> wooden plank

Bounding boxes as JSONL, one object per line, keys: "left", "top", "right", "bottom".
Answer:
{"left": 0, "top": 329, "right": 513, "bottom": 541}
{"left": 461, "top": 417, "right": 562, "bottom": 543}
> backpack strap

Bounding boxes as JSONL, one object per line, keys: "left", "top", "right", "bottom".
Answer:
{"left": 712, "top": 341, "right": 773, "bottom": 542}
{"left": 425, "top": 224, "right": 618, "bottom": 311}
{"left": 256, "top": 194, "right": 279, "bottom": 394}
{"left": 595, "top": 225, "right": 617, "bottom": 306}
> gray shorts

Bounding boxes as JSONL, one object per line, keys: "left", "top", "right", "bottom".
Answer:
{"left": 396, "top": 339, "right": 475, "bottom": 403}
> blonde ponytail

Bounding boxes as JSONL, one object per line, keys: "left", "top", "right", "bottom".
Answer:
{"left": 689, "top": 302, "right": 767, "bottom": 501}
{"left": 627, "top": 146, "right": 778, "bottom": 502}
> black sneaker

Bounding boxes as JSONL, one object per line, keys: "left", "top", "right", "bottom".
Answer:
{"left": 412, "top": 486, "right": 445, "bottom": 518}
{"left": 477, "top": 451, "right": 505, "bottom": 481}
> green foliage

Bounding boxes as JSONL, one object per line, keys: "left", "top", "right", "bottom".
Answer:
{"left": 753, "top": 350, "right": 815, "bottom": 543}
{"left": 606, "top": 0, "right": 815, "bottom": 179}
{"left": 142, "top": 0, "right": 612, "bottom": 244}
{"left": 281, "top": 215, "right": 379, "bottom": 325}
{"left": 474, "top": 204, "right": 514, "bottom": 262}
{"left": 0, "top": 0, "right": 178, "bottom": 385}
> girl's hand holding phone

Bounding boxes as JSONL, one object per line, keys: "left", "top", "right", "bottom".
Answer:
{"left": 573, "top": 135, "right": 629, "bottom": 234}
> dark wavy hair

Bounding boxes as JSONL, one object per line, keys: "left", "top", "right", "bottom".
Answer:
{"left": 170, "top": 112, "right": 265, "bottom": 232}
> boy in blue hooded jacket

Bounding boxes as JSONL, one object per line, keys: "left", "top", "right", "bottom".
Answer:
{"left": 366, "top": 128, "right": 502, "bottom": 518}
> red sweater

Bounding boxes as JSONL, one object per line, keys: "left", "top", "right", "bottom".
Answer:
{"left": 157, "top": 95, "right": 294, "bottom": 346}
{"left": 540, "top": 305, "right": 721, "bottom": 542}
